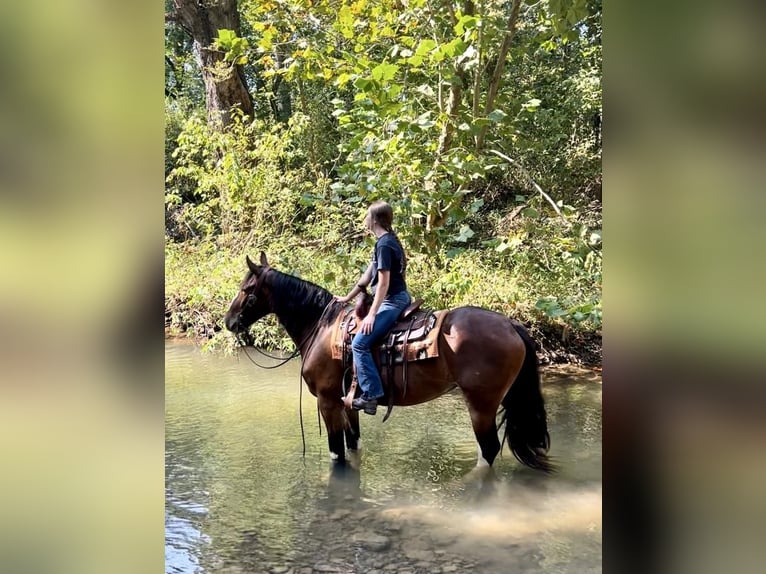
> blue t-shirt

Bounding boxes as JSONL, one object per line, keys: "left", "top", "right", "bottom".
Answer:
{"left": 370, "top": 233, "right": 407, "bottom": 296}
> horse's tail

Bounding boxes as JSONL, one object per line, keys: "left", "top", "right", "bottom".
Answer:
{"left": 499, "top": 321, "right": 555, "bottom": 473}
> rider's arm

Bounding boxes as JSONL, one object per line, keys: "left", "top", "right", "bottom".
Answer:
{"left": 337, "top": 262, "right": 373, "bottom": 303}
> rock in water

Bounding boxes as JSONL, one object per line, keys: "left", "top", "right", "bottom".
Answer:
{"left": 352, "top": 531, "right": 392, "bottom": 551}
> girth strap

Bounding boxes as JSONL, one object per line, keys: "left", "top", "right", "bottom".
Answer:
{"left": 382, "top": 313, "right": 417, "bottom": 423}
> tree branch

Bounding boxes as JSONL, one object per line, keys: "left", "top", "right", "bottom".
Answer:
{"left": 489, "top": 149, "right": 569, "bottom": 224}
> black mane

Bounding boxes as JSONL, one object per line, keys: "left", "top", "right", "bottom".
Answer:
{"left": 267, "top": 270, "right": 342, "bottom": 338}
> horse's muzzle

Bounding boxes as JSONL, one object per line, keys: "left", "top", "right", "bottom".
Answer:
{"left": 224, "top": 313, "right": 240, "bottom": 333}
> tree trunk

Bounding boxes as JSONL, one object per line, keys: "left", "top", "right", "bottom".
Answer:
{"left": 172, "top": 0, "right": 253, "bottom": 129}
{"left": 475, "top": 0, "right": 521, "bottom": 151}
{"left": 271, "top": 50, "right": 292, "bottom": 124}
{"left": 435, "top": 0, "right": 475, "bottom": 158}
{"left": 428, "top": 1, "right": 475, "bottom": 235}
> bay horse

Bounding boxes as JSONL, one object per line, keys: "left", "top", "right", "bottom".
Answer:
{"left": 224, "top": 252, "right": 553, "bottom": 472}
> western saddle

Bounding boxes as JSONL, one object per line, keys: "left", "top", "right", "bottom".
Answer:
{"left": 333, "top": 291, "right": 446, "bottom": 421}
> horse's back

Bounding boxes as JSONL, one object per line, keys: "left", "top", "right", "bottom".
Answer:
{"left": 441, "top": 305, "right": 524, "bottom": 345}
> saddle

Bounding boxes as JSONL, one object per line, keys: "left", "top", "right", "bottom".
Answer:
{"left": 331, "top": 292, "right": 447, "bottom": 421}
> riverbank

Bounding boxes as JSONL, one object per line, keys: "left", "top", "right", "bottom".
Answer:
{"left": 165, "top": 314, "right": 601, "bottom": 368}
{"left": 166, "top": 334, "right": 603, "bottom": 381}
{"left": 165, "top": 238, "right": 601, "bottom": 367}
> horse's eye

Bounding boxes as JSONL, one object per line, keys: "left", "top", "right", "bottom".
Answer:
{"left": 245, "top": 293, "right": 257, "bottom": 306}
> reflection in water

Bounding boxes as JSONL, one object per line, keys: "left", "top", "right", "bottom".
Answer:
{"left": 166, "top": 342, "right": 601, "bottom": 573}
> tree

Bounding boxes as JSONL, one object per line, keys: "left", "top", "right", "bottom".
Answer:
{"left": 169, "top": 0, "right": 254, "bottom": 128}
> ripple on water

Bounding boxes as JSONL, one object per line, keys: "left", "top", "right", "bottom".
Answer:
{"left": 166, "top": 343, "right": 601, "bottom": 573}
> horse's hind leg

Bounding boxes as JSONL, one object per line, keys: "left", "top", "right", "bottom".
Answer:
{"left": 474, "top": 419, "right": 501, "bottom": 467}
{"left": 467, "top": 405, "right": 502, "bottom": 467}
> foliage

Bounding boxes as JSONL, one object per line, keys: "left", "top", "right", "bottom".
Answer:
{"left": 164, "top": 0, "right": 602, "bottom": 360}
{"left": 166, "top": 110, "right": 317, "bottom": 240}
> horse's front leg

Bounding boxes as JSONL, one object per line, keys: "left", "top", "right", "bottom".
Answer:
{"left": 345, "top": 409, "right": 361, "bottom": 453}
{"left": 318, "top": 395, "right": 347, "bottom": 463}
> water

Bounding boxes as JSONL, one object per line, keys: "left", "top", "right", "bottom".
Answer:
{"left": 166, "top": 341, "right": 602, "bottom": 574}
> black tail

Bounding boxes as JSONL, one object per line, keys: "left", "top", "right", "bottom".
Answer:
{"left": 499, "top": 321, "right": 555, "bottom": 473}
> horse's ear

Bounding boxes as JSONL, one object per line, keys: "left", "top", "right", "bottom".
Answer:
{"left": 246, "top": 255, "right": 259, "bottom": 274}
{"left": 260, "top": 251, "right": 269, "bottom": 266}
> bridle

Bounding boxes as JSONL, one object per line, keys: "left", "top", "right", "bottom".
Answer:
{"left": 234, "top": 281, "right": 336, "bottom": 370}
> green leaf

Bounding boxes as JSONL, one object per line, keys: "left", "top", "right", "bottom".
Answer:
{"left": 415, "top": 39, "right": 436, "bottom": 56}
{"left": 353, "top": 77, "right": 372, "bottom": 91}
{"left": 338, "top": 5, "right": 354, "bottom": 39}
{"left": 336, "top": 73, "right": 353, "bottom": 87}
{"left": 454, "top": 15, "right": 478, "bottom": 35}
{"left": 371, "top": 63, "right": 399, "bottom": 82}
{"left": 522, "top": 207, "right": 539, "bottom": 218}
{"left": 521, "top": 98, "right": 542, "bottom": 112}
{"left": 299, "top": 194, "right": 318, "bottom": 206}
{"left": 442, "top": 39, "right": 468, "bottom": 58}
{"left": 547, "top": 308, "right": 567, "bottom": 318}
{"left": 454, "top": 225, "right": 475, "bottom": 243}
{"left": 487, "top": 109, "right": 507, "bottom": 123}
{"left": 217, "top": 29, "right": 235, "bottom": 45}
{"left": 406, "top": 54, "right": 424, "bottom": 67}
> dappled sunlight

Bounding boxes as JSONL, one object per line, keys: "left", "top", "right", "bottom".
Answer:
{"left": 380, "top": 484, "right": 601, "bottom": 540}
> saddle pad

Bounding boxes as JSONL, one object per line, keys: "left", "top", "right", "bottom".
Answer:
{"left": 331, "top": 306, "right": 446, "bottom": 363}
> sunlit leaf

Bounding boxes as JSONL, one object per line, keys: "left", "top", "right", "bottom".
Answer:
{"left": 454, "top": 225, "right": 475, "bottom": 242}
{"left": 371, "top": 63, "right": 399, "bottom": 82}
{"left": 338, "top": 5, "right": 354, "bottom": 39}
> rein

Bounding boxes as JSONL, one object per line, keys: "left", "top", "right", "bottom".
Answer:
{"left": 236, "top": 299, "right": 337, "bottom": 458}
{"left": 236, "top": 339, "right": 302, "bottom": 369}
{"left": 235, "top": 298, "right": 335, "bottom": 368}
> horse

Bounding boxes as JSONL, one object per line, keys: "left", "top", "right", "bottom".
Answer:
{"left": 224, "top": 252, "right": 553, "bottom": 473}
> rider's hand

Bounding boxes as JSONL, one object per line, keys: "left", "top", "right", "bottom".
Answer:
{"left": 360, "top": 314, "right": 375, "bottom": 334}
{"left": 335, "top": 295, "right": 352, "bottom": 304}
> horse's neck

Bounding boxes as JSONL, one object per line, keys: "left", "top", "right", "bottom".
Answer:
{"left": 267, "top": 272, "right": 332, "bottom": 349}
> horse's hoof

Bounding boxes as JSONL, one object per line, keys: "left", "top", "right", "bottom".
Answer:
{"left": 462, "top": 464, "right": 494, "bottom": 484}
{"left": 347, "top": 440, "right": 363, "bottom": 453}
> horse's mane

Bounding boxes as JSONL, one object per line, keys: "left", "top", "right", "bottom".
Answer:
{"left": 267, "top": 269, "right": 341, "bottom": 329}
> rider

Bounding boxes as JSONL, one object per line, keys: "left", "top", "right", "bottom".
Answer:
{"left": 336, "top": 201, "right": 411, "bottom": 415}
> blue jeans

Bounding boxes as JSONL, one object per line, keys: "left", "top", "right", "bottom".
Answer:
{"left": 351, "top": 290, "right": 411, "bottom": 400}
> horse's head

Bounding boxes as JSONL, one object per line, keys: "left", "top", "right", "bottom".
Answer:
{"left": 224, "top": 252, "right": 272, "bottom": 335}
